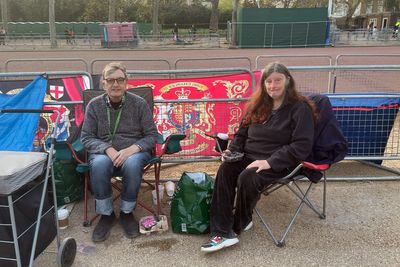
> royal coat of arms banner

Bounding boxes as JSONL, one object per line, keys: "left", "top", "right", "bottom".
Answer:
{"left": 127, "top": 71, "right": 258, "bottom": 157}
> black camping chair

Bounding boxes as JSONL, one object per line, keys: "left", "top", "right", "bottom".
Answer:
{"left": 67, "top": 87, "right": 185, "bottom": 226}
{"left": 255, "top": 94, "right": 347, "bottom": 246}
{"left": 207, "top": 94, "right": 347, "bottom": 247}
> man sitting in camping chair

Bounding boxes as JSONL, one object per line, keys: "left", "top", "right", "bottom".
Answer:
{"left": 81, "top": 62, "right": 159, "bottom": 242}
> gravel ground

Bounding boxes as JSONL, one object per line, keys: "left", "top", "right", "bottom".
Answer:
{"left": 33, "top": 160, "right": 400, "bottom": 267}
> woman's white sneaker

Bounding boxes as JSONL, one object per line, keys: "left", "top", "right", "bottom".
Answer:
{"left": 201, "top": 235, "right": 239, "bottom": 252}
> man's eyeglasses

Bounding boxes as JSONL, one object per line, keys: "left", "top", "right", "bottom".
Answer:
{"left": 104, "top": 77, "right": 126, "bottom": 85}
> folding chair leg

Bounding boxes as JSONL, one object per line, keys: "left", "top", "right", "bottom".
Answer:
{"left": 288, "top": 182, "right": 325, "bottom": 219}
{"left": 83, "top": 161, "right": 165, "bottom": 226}
{"left": 293, "top": 173, "right": 326, "bottom": 219}
{"left": 322, "top": 171, "right": 326, "bottom": 219}
{"left": 83, "top": 173, "right": 90, "bottom": 227}
{"left": 153, "top": 162, "right": 162, "bottom": 218}
{"left": 254, "top": 208, "right": 281, "bottom": 246}
{"left": 138, "top": 161, "right": 163, "bottom": 216}
{"left": 255, "top": 183, "right": 314, "bottom": 247}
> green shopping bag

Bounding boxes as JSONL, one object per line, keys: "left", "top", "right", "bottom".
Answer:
{"left": 53, "top": 141, "right": 83, "bottom": 206}
{"left": 170, "top": 172, "right": 214, "bottom": 234}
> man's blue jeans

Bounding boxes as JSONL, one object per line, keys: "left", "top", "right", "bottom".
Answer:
{"left": 89, "top": 152, "right": 151, "bottom": 215}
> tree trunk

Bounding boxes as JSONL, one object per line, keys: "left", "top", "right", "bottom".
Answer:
{"left": 209, "top": 0, "right": 219, "bottom": 32}
{"left": 108, "top": 0, "right": 116, "bottom": 22}
{"left": 345, "top": 0, "right": 361, "bottom": 29}
{"left": 232, "top": 0, "right": 239, "bottom": 46}
{"left": 152, "top": 0, "right": 159, "bottom": 36}
{"left": 1, "top": 0, "right": 8, "bottom": 32}
{"left": 49, "top": 0, "right": 57, "bottom": 48}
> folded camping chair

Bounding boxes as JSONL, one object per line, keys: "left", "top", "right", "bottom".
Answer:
{"left": 66, "top": 87, "right": 185, "bottom": 226}
{"left": 207, "top": 94, "right": 347, "bottom": 247}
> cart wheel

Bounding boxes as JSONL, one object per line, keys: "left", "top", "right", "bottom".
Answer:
{"left": 57, "top": 237, "right": 77, "bottom": 267}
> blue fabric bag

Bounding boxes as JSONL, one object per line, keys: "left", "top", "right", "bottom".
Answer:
{"left": 0, "top": 76, "right": 47, "bottom": 151}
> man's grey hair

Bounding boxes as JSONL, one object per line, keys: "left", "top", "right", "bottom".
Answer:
{"left": 102, "top": 62, "right": 127, "bottom": 79}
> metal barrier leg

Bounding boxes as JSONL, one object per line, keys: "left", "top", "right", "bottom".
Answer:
{"left": 8, "top": 195, "right": 22, "bottom": 267}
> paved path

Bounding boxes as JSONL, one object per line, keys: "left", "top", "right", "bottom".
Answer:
{"left": 0, "top": 46, "right": 399, "bottom": 73}
{"left": 33, "top": 161, "right": 400, "bottom": 266}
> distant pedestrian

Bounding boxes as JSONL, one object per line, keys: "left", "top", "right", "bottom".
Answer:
{"left": 190, "top": 24, "right": 197, "bottom": 40}
{"left": 367, "top": 22, "right": 374, "bottom": 38}
{"left": 69, "top": 28, "right": 76, "bottom": 45}
{"left": 83, "top": 26, "right": 89, "bottom": 43}
{"left": 173, "top": 23, "right": 179, "bottom": 41}
{"left": 0, "top": 27, "right": 6, "bottom": 45}
{"left": 372, "top": 26, "right": 378, "bottom": 40}
{"left": 392, "top": 21, "right": 399, "bottom": 39}
{"left": 64, "top": 27, "right": 71, "bottom": 45}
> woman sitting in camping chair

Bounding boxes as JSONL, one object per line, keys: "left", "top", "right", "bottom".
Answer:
{"left": 201, "top": 62, "right": 317, "bottom": 252}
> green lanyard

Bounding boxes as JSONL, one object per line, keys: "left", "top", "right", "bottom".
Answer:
{"left": 107, "top": 107, "right": 122, "bottom": 142}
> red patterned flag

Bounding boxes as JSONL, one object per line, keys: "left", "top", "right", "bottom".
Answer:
{"left": 128, "top": 72, "right": 256, "bottom": 158}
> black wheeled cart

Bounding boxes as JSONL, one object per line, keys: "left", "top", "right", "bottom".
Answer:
{"left": 0, "top": 109, "right": 76, "bottom": 267}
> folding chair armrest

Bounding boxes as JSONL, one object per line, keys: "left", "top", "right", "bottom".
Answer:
{"left": 205, "top": 132, "right": 235, "bottom": 153}
{"left": 76, "top": 163, "right": 89, "bottom": 173}
{"left": 147, "top": 156, "right": 162, "bottom": 165}
{"left": 162, "top": 134, "right": 186, "bottom": 155}
{"left": 65, "top": 140, "right": 86, "bottom": 165}
{"left": 155, "top": 133, "right": 164, "bottom": 145}
{"left": 302, "top": 161, "right": 330, "bottom": 171}
{"left": 205, "top": 132, "right": 218, "bottom": 139}
{"left": 205, "top": 132, "right": 234, "bottom": 140}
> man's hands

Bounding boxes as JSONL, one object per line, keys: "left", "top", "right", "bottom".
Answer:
{"left": 105, "top": 144, "right": 141, "bottom": 167}
{"left": 246, "top": 160, "right": 271, "bottom": 173}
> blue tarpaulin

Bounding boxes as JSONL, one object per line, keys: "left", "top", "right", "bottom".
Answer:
{"left": 328, "top": 93, "right": 400, "bottom": 159}
{"left": 0, "top": 76, "right": 47, "bottom": 151}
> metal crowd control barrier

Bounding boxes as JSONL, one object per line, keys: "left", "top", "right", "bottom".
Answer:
{"left": 255, "top": 54, "right": 332, "bottom": 69}
{"left": 128, "top": 65, "right": 400, "bottom": 181}
{"left": 4, "top": 58, "right": 89, "bottom": 73}
{"left": 174, "top": 57, "right": 252, "bottom": 71}
{"left": 153, "top": 93, "right": 400, "bottom": 180}
{"left": 287, "top": 65, "right": 400, "bottom": 180}
{"left": 256, "top": 55, "right": 333, "bottom": 92}
{"left": 327, "top": 94, "right": 400, "bottom": 181}
{"left": 0, "top": 70, "right": 92, "bottom": 95}
{"left": 2, "top": 65, "right": 399, "bottom": 180}
{"left": 127, "top": 68, "right": 256, "bottom": 90}
{"left": 90, "top": 58, "right": 171, "bottom": 74}
{"left": 328, "top": 65, "right": 400, "bottom": 93}
{"left": 285, "top": 65, "right": 400, "bottom": 94}
{"left": 335, "top": 54, "right": 400, "bottom": 66}
{"left": 132, "top": 65, "right": 400, "bottom": 181}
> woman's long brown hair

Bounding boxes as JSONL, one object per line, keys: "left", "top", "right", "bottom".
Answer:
{"left": 243, "top": 62, "right": 317, "bottom": 126}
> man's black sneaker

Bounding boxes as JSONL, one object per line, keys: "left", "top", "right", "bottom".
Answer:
{"left": 120, "top": 211, "right": 140, "bottom": 238}
{"left": 92, "top": 212, "right": 116, "bottom": 242}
